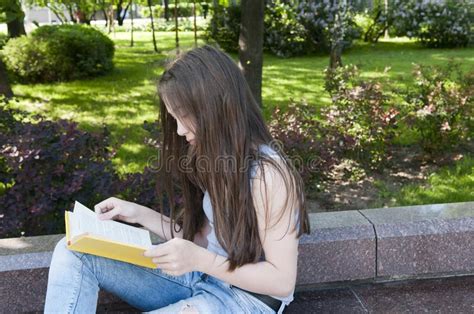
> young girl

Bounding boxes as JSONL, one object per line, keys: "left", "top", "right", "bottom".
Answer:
{"left": 44, "top": 45, "right": 310, "bottom": 314}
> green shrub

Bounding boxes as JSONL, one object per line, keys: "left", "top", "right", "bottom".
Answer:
{"left": 264, "top": 0, "right": 309, "bottom": 57}
{"left": 0, "top": 33, "right": 8, "bottom": 50}
{"left": 142, "top": 3, "right": 197, "bottom": 18}
{"left": 361, "top": 1, "right": 392, "bottom": 43}
{"left": 296, "top": 0, "right": 362, "bottom": 52}
{"left": 391, "top": 0, "right": 473, "bottom": 48}
{"left": 2, "top": 24, "right": 114, "bottom": 83}
{"left": 205, "top": 4, "right": 241, "bottom": 52}
{"left": 140, "top": 5, "right": 164, "bottom": 19}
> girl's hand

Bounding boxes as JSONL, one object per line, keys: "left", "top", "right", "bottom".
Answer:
{"left": 94, "top": 197, "right": 143, "bottom": 224}
{"left": 144, "top": 238, "right": 206, "bottom": 276}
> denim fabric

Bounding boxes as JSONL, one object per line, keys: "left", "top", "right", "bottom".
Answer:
{"left": 44, "top": 236, "right": 279, "bottom": 313}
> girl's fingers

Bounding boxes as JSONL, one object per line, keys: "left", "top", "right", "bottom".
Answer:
{"left": 94, "top": 198, "right": 117, "bottom": 214}
{"left": 151, "top": 255, "right": 174, "bottom": 264}
{"left": 153, "top": 261, "right": 176, "bottom": 271}
{"left": 144, "top": 244, "right": 171, "bottom": 258}
{"left": 97, "top": 207, "right": 120, "bottom": 220}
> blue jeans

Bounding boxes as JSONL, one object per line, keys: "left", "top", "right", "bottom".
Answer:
{"left": 44, "top": 236, "right": 280, "bottom": 313}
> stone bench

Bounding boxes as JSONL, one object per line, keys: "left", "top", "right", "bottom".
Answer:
{"left": 1, "top": 201, "right": 473, "bottom": 312}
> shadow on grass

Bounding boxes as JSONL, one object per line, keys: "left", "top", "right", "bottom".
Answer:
{"left": 9, "top": 34, "right": 474, "bottom": 174}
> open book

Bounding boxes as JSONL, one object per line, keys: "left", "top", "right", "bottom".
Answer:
{"left": 65, "top": 201, "right": 156, "bottom": 268}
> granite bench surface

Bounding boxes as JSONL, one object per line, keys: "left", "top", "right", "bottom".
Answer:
{"left": 1, "top": 201, "right": 473, "bottom": 312}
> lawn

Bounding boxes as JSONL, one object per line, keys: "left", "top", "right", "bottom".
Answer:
{"left": 8, "top": 31, "right": 474, "bottom": 206}
{"left": 376, "top": 156, "right": 474, "bottom": 207}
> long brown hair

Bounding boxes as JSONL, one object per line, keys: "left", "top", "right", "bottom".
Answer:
{"left": 156, "top": 45, "right": 310, "bottom": 271}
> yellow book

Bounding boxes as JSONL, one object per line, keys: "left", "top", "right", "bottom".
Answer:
{"left": 65, "top": 201, "right": 156, "bottom": 269}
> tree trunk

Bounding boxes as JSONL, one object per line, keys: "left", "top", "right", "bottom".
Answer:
{"left": 193, "top": 0, "right": 197, "bottom": 47}
{"left": 7, "top": 17, "right": 26, "bottom": 38}
{"left": 106, "top": 5, "right": 115, "bottom": 33}
{"left": 329, "top": 0, "right": 345, "bottom": 69}
{"left": 103, "top": 8, "right": 108, "bottom": 27}
{"left": 117, "top": 0, "right": 131, "bottom": 26}
{"left": 0, "top": 59, "right": 14, "bottom": 99}
{"left": 130, "top": 0, "right": 134, "bottom": 47}
{"left": 148, "top": 0, "right": 159, "bottom": 52}
{"left": 174, "top": 0, "right": 179, "bottom": 54}
{"left": 329, "top": 44, "right": 343, "bottom": 69}
{"left": 4, "top": 0, "right": 26, "bottom": 38}
{"left": 384, "top": 0, "right": 389, "bottom": 39}
{"left": 238, "top": 0, "right": 264, "bottom": 107}
{"left": 164, "top": 0, "right": 170, "bottom": 21}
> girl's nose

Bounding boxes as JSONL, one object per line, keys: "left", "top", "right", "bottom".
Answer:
{"left": 176, "top": 120, "right": 188, "bottom": 137}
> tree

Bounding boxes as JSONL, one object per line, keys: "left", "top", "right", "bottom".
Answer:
{"left": 164, "top": 0, "right": 170, "bottom": 21}
{"left": 116, "top": 0, "right": 131, "bottom": 26}
{"left": 130, "top": 0, "right": 134, "bottom": 46}
{"left": 0, "top": 0, "right": 27, "bottom": 99}
{"left": 27, "top": 0, "right": 98, "bottom": 24}
{"left": 238, "top": 0, "right": 264, "bottom": 107}
{"left": 105, "top": 1, "right": 115, "bottom": 33}
{"left": 148, "top": 0, "right": 158, "bottom": 52}
{"left": 0, "top": 0, "right": 26, "bottom": 38}
{"left": 174, "top": 0, "right": 179, "bottom": 54}
{"left": 329, "top": 0, "right": 348, "bottom": 69}
{"left": 0, "top": 59, "right": 14, "bottom": 99}
{"left": 192, "top": 0, "right": 197, "bottom": 47}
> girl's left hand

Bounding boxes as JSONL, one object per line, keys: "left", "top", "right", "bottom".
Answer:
{"left": 143, "top": 238, "right": 204, "bottom": 276}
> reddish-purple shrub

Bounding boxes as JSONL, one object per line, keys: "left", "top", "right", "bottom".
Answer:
{"left": 323, "top": 65, "right": 399, "bottom": 167}
{"left": 0, "top": 103, "right": 119, "bottom": 237}
{"left": 269, "top": 101, "right": 343, "bottom": 193}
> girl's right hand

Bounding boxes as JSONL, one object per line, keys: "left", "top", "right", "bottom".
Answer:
{"left": 94, "top": 197, "right": 143, "bottom": 224}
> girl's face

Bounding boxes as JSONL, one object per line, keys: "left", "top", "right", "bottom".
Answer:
{"left": 165, "top": 104, "right": 196, "bottom": 145}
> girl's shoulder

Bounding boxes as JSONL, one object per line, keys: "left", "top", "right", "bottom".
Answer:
{"left": 256, "top": 143, "right": 281, "bottom": 159}
{"left": 250, "top": 143, "right": 284, "bottom": 179}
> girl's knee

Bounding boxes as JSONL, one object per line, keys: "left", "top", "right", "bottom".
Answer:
{"left": 51, "top": 236, "right": 83, "bottom": 263}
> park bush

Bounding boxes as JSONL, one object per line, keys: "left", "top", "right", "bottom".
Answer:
{"left": 264, "top": 0, "right": 308, "bottom": 57}
{"left": 140, "top": 3, "right": 201, "bottom": 19}
{"left": 296, "top": 0, "right": 361, "bottom": 52}
{"left": 403, "top": 63, "right": 473, "bottom": 153}
{"left": 0, "top": 101, "right": 120, "bottom": 237}
{"left": 390, "top": 0, "right": 473, "bottom": 48}
{"left": 140, "top": 4, "right": 164, "bottom": 19}
{"left": 205, "top": 4, "right": 241, "bottom": 52}
{"left": 360, "top": 2, "right": 392, "bottom": 43}
{"left": 0, "top": 33, "right": 7, "bottom": 49}
{"left": 323, "top": 65, "right": 399, "bottom": 167}
{"left": 0, "top": 107, "right": 185, "bottom": 238}
{"left": 206, "top": 0, "right": 361, "bottom": 56}
{"left": 268, "top": 101, "right": 343, "bottom": 193}
{"left": 2, "top": 24, "right": 114, "bottom": 83}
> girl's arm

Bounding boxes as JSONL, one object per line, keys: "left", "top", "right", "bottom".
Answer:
{"left": 138, "top": 206, "right": 210, "bottom": 248}
{"left": 137, "top": 206, "right": 183, "bottom": 241}
{"left": 196, "top": 161, "right": 299, "bottom": 298}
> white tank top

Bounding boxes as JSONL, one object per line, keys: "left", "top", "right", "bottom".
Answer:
{"left": 202, "top": 144, "right": 299, "bottom": 306}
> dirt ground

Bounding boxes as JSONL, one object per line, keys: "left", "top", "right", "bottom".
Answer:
{"left": 306, "top": 142, "right": 472, "bottom": 213}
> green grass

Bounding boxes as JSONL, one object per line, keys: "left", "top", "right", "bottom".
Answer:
{"left": 261, "top": 38, "right": 474, "bottom": 115}
{"left": 12, "top": 32, "right": 207, "bottom": 174}
{"left": 9, "top": 32, "right": 474, "bottom": 175}
{"left": 379, "top": 156, "right": 474, "bottom": 207}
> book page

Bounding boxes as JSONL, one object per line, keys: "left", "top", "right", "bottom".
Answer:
{"left": 68, "top": 211, "right": 81, "bottom": 239}
{"left": 73, "top": 201, "right": 152, "bottom": 247}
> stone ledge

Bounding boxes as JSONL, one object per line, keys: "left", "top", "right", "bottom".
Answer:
{"left": 360, "top": 201, "right": 474, "bottom": 278}
{"left": 1, "top": 201, "right": 473, "bottom": 312}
